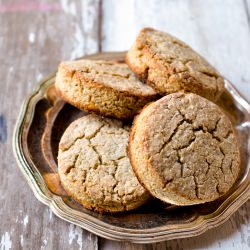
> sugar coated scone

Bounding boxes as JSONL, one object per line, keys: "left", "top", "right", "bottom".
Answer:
{"left": 58, "top": 114, "right": 150, "bottom": 213}
{"left": 126, "top": 28, "right": 224, "bottom": 102}
{"left": 129, "top": 92, "right": 240, "bottom": 206}
{"left": 55, "top": 59, "right": 158, "bottom": 120}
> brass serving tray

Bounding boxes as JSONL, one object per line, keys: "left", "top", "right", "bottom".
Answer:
{"left": 13, "top": 52, "right": 250, "bottom": 243}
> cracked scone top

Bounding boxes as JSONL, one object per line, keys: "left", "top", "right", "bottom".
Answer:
{"left": 129, "top": 92, "right": 240, "bottom": 205}
{"left": 55, "top": 59, "right": 158, "bottom": 120}
{"left": 58, "top": 114, "right": 150, "bottom": 213}
{"left": 126, "top": 28, "right": 224, "bottom": 102}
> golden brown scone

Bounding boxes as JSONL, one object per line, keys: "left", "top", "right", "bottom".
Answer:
{"left": 58, "top": 114, "right": 151, "bottom": 213}
{"left": 55, "top": 59, "right": 158, "bottom": 120}
{"left": 129, "top": 92, "right": 240, "bottom": 206}
{"left": 126, "top": 28, "right": 224, "bottom": 102}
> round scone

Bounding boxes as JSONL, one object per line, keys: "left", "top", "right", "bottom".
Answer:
{"left": 129, "top": 92, "right": 240, "bottom": 206}
{"left": 126, "top": 28, "right": 224, "bottom": 102}
{"left": 58, "top": 114, "right": 150, "bottom": 213}
{"left": 55, "top": 59, "right": 158, "bottom": 120}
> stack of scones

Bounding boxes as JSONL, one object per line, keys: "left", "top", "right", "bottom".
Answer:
{"left": 55, "top": 28, "right": 240, "bottom": 213}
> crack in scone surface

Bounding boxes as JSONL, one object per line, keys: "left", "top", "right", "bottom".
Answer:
{"left": 58, "top": 114, "right": 147, "bottom": 211}
{"left": 139, "top": 93, "right": 240, "bottom": 202}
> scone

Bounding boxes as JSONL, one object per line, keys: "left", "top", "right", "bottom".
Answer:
{"left": 129, "top": 92, "right": 240, "bottom": 206}
{"left": 55, "top": 59, "right": 158, "bottom": 120}
{"left": 126, "top": 28, "right": 224, "bottom": 102}
{"left": 58, "top": 114, "right": 150, "bottom": 213}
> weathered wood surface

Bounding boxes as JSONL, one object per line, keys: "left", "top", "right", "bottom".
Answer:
{"left": 0, "top": 0, "right": 250, "bottom": 249}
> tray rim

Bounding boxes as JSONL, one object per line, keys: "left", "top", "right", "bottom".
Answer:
{"left": 12, "top": 52, "right": 250, "bottom": 243}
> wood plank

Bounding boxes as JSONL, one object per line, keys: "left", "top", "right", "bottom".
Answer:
{"left": 101, "top": 0, "right": 250, "bottom": 249}
{"left": 245, "top": 0, "right": 250, "bottom": 29}
{"left": 0, "top": 0, "right": 101, "bottom": 249}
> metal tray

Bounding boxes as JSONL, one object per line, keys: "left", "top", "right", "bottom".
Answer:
{"left": 13, "top": 52, "right": 250, "bottom": 243}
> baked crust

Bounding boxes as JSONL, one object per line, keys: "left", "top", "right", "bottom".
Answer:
{"left": 55, "top": 59, "right": 158, "bottom": 120}
{"left": 129, "top": 92, "right": 240, "bottom": 206}
{"left": 58, "top": 114, "right": 150, "bottom": 213}
{"left": 126, "top": 28, "right": 224, "bottom": 102}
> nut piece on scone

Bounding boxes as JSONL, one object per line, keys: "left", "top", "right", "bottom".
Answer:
{"left": 55, "top": 59, "right": 158, "bottom": 120}
{"left": 58, "top": 114, "right": 151, "bottom": 213}
{"left": 129, "top": 92, "right": 240, "bottom": 206}
{"left": 126, "top": 28, "right": 224, "bottom": 102}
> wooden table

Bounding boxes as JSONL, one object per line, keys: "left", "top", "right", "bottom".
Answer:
{"left": 1, "top": 0, "right": 250, "bottom": 249}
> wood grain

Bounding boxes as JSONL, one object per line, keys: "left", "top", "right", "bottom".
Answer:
{"left": 1, "top": 0, "right": 250, "bottom": 249}
{"left": 0, "top": 0, "right": 100, "bottom": 249}
{"left": 245, "top": 0, "right": 250, "bottom": 41}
